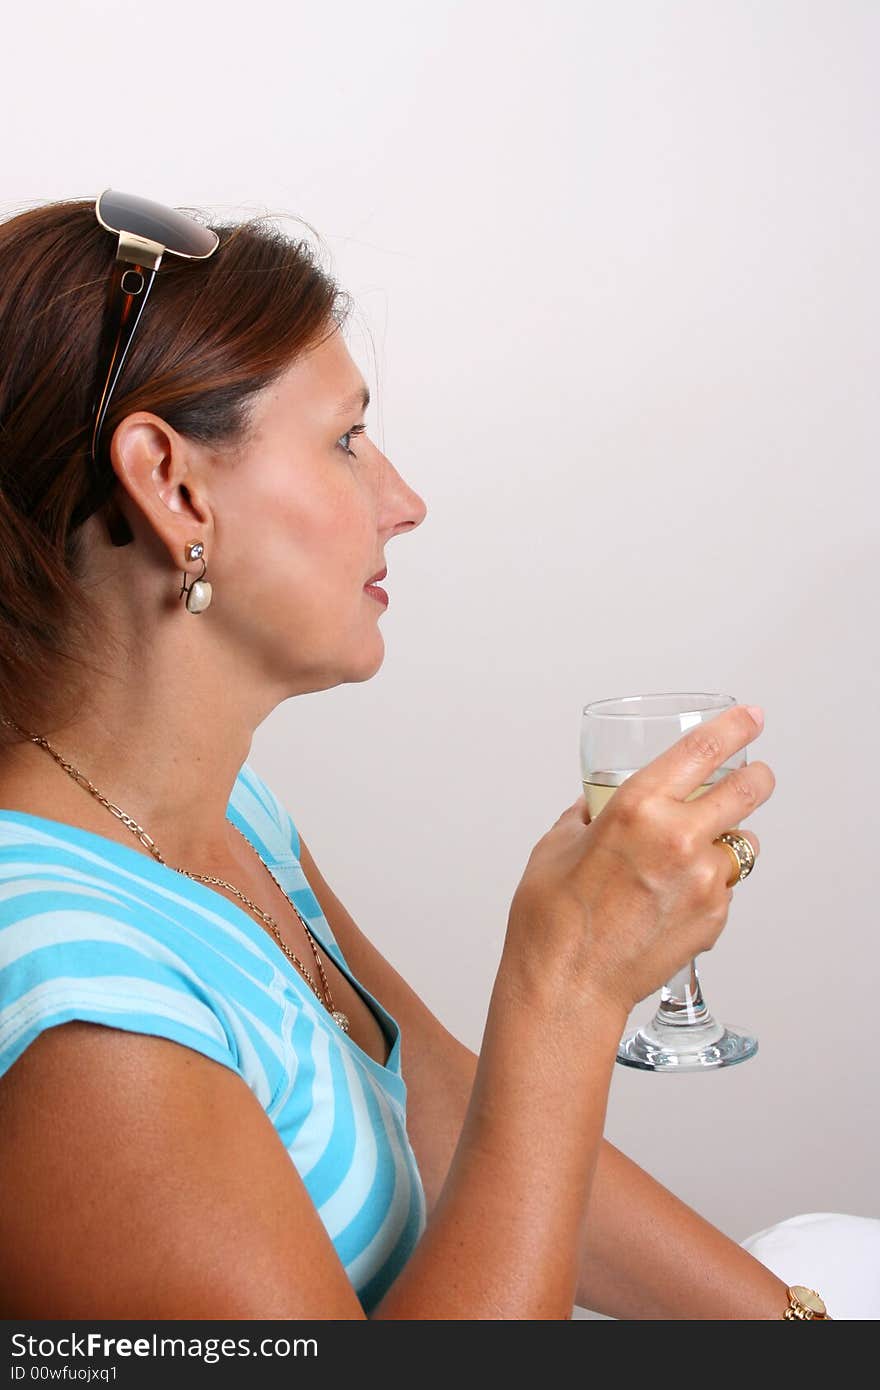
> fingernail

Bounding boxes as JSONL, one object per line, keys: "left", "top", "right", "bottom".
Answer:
{"left": 745, "top": 705, "right": 764, "bottom": 727}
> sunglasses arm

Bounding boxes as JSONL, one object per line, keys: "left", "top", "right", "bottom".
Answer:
{"left": 89, "top": 230, "right": 165, "bottom": 468}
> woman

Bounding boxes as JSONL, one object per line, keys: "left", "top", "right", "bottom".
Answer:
{"left": 0, "top": 191, "right": 840, "bottom": 1319}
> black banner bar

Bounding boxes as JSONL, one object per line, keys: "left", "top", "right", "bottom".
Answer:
{"left": 3, "top": 1320, "right": 598, "bottom": 1386}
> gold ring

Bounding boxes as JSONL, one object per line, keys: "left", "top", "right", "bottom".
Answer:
{"left": 713, "top": 830, "right": 756, "bottom": 888}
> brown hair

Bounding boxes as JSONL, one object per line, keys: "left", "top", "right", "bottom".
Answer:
{"left": 0, "top": 194, "right": 352, "bottom": 750}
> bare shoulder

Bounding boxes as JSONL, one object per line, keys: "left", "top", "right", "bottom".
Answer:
{"left": 297, "top": 833, "right": 478, "bottom": 1213}
{"left": 0, "top": 1021, "right": 366, "bottom": 1318}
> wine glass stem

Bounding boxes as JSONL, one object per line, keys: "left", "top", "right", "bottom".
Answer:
{"left": 655, "top": 958, "right": 711, "bottom": 1028}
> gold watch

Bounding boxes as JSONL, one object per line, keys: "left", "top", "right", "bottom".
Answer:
{"left": 783, "top": 1285, "right": 831, "bottom": 1320}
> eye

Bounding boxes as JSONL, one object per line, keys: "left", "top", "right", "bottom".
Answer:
{"left": 338, "top": 424, "right": 367, "bottom": 459}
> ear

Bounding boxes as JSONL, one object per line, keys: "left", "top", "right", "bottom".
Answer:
{"left": 108, "top": 412, "right": 215, "bottom": 570}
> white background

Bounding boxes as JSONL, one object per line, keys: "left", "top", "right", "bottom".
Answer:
{"left": 4, "top": 0, "right": 877, "bottom": 1313}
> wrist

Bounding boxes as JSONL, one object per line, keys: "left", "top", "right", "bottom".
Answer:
{"left": 495, "top": 950, "right": 630, "bottom": 1043}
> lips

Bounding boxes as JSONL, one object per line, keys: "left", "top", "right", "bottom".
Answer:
{"left": 365, "top": 566, "right": 387, "bottom": 585}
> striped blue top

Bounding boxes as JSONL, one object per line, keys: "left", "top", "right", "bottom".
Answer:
{"left": 0, "top": 760, "right": 427, "bottom": 1314}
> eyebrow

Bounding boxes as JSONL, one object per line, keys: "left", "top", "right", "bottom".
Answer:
{"left": 336, "top": 384, "right": 371, "bottom": 415}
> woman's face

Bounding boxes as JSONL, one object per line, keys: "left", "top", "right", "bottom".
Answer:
{"left": 207, "top": 324, "right": 428, "bottom": 696}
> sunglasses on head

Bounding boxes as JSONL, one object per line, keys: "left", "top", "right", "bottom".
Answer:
{"left": 71, "top": 187, "right": 220, "bottom": 531}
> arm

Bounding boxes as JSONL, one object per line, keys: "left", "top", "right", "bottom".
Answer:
{"left": 0, "top": 963, "right": 620, "bottom": 1320}
{"left": 0, "top": 1021, "right": 369, "bottom": 1319}
{"left": 0, "top": 851, "right": 616, "bottom": 1320}
{"left": 573, "top": 1139, "right": 789, "bottom": 1319}
{"left": 297, "top": 835, "right": 790, "bottom": 1320}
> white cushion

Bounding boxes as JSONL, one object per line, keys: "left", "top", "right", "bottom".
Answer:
{"left": 741, "top": 1211, "right": 880, "bottom": 1320}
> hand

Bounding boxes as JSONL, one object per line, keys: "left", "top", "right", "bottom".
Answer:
{"left": 505, "top": 705, "right": 774, "bottom": 1017}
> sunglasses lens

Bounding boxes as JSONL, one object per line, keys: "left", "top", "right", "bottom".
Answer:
{"left": 97, "top": 188, "right": 218, "bottom": 257}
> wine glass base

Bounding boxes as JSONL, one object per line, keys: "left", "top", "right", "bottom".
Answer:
{"left": 616, "top": 1020, "right": 758, "bottom": 1071}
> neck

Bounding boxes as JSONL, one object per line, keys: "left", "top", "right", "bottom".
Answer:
{"left": 0, "top": 652, "right": 280, "bottom": 870}
{"left": 0, "top": 528, "right": 291, "bottom": 866}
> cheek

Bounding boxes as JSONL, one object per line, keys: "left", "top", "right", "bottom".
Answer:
{"left": 218, "top": 467, "right": 367, "bottom": 608}
{"left": 250, "top": 494, "right": 353, "bottom": 598}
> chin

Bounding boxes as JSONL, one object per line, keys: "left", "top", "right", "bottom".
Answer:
{"left": 351, "top": 638, "right": 386, "bottom": 683}
{"left": 288, "top": 640, "right": 385, "bottom": 694}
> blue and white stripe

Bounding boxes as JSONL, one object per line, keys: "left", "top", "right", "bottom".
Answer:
{"left": 0, "top": 760, "right": 427, "bottom": 1313}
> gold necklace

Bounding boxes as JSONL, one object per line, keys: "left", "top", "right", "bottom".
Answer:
{"left": 2, "top": 720, "right": 350, "bottom": 1035}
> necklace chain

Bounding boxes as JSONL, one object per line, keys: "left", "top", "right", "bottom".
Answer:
{"left": 1, "top": 720, "right": 350, "bottom": 1035}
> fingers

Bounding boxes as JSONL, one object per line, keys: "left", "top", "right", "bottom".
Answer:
{"left": 560, "top": 793, "right": 591, "bottom": 826}
{"left": 691, "top": 761, "right": 775, "bottom": 839}
{"left": 631, "top": 704, "right": 765, "bottom": 803}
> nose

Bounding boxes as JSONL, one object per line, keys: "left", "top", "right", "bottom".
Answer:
{"left": 380, "top": 451, "right": 428, "bottom": 534}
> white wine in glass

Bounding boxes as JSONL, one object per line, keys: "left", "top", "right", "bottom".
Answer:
{"left": 581, "top": 693, "right": 758, "bottom": 1072}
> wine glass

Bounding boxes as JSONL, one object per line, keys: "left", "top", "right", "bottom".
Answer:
{"left": 580, "top": 692, "right": 758, "bottom": 1071}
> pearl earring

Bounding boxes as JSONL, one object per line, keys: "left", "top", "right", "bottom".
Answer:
{"left": 179, "top": 540, "right": 213, "bottom": 614}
